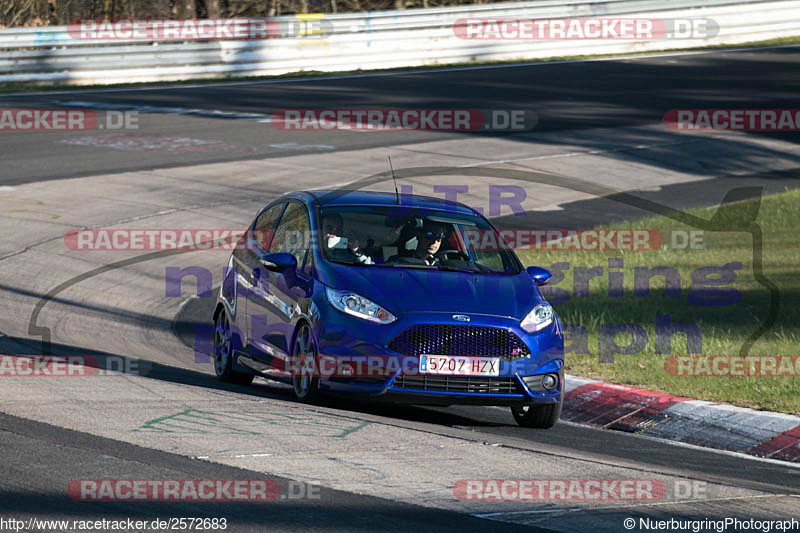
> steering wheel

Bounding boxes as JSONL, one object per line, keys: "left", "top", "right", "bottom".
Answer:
{"left": 437, "top": 250, "right": 471, "bottom": 262}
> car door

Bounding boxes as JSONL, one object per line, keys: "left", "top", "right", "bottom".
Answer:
{"left": 247, "top": 201, "right": 311, "bottom": 362}
{"left": 248, "top": 200, "right": 313, "bottom": 367}
{"left": 232, "top": 201, "right": 285, "bottom": 349}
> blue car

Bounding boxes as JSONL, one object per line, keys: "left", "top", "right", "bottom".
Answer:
{"left": 212, "top": 190, "right": 564, "bottom": 428}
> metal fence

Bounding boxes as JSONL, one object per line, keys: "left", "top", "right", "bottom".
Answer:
{"left": 1, "top": 0, "right": 798, "bottom": 85}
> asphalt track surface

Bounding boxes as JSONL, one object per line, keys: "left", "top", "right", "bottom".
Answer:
{"left": 1, "top": 47, "right": 800, "bottom": 532}
{"left": 1, "top": 46, "right": 800, "bottom": 184}
{"left": 0, "top": 412, "right": 546, "bottom": 532}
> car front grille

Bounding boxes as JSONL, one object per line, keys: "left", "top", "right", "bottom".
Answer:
{"left": 392, "top": 375, "right": 520, "bottom": 394}
{"left": 388, "top": 324, "right": 530, "bottom": 360}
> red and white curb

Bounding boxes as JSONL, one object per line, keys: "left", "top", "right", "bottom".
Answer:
{"left": 563, "top": 375, "right": 800, "bottom": 463}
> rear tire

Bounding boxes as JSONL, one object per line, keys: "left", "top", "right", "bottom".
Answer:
{"left": 511, "top": 401, "right": 561, "bottom": 429}
{"left": 213, "top": 310, "right": 254, "bottom": 386}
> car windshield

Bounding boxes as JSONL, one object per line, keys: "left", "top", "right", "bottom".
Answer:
{"left": 318, "top": 205, "right": 521, "bottom": 274}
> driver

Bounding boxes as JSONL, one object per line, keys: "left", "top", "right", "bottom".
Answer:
{"left": 414, "top": 222, "right": 445, "bottom": 266}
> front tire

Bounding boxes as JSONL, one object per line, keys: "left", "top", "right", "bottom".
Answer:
{"left": 291, "top": 324, "right": 320, "bottom": 403}
{"left": 511, "top": 401, "right": 561, "bottom": 429}
{"left": 213, "top": 310, "right": 254, "bottom": 385}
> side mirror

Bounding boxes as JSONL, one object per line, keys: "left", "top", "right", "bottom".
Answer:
{"left": 259, "top": 252, "right": 297, "bottom": 273}
{"left": 526, "top": 266, "right": 552, "bottom": 286}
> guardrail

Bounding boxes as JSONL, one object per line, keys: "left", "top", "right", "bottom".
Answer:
{"left": 1, "top": 0, "right": 798, "bottom": 86}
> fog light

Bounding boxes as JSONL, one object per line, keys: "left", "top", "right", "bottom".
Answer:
{"left": 542, "top": 373, "right": 558, "bottom": 390}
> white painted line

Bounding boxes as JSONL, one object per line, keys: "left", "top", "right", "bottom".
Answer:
{"left": 529, "top": 204, "right": 565, "bottom": 212}
{"left": 473, "top": 493, "right": 788, "bottom": 518}
{"left": 0, "top": 186, "right": 15, "bottom": 192}
{"left": 459, "top": 139, "right": 701, "bottom": 168}
{"left": 269, "top": 142, "right": 336, "bottom": 151}
{"left": 2, "top": 43, "right": 799, "bottom": 98}
{"left": 477, "top": 507, "right": 584, "bottom": 517}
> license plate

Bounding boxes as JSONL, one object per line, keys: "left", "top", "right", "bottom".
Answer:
{"left": 419, "top": 355, "right": 500, "bottom": 376}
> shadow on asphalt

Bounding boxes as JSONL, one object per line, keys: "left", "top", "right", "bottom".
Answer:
{"left": 0, "top": 415, "right": 547, "bottom": 532}
{"left": 3, "top": 333, "right": 800, "bottom": 496}
{"left": 0, "top": 334, "right": 504, "bottom": 429}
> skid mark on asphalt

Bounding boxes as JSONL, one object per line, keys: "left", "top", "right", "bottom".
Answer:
{"left": 58, "top": 134, "right": 255, "bottom": 154}
{"left": 49, "top": 100, "right": 272, "bottom": 121}
{"left": 134, "top": 408, "right": 370, "bottom": 438}
{"left": 1, "top": 200, "right": 61, "bottom": 221}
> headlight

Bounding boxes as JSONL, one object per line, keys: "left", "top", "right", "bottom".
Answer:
{"left": 520, "top": 303, "right": 554, "bottom": 333}
{"left": 325, "top": 287, "right": 396, "bottom": 324}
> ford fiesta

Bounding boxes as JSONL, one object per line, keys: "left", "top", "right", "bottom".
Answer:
{"left": 212, "top": 190, "right": 564, "bottom": 428}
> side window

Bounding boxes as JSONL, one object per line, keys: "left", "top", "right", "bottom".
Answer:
{"left": 252, "top": 203, "right": 285, "bottom": 252}
{"left": 474, "top": 248, "right": 505, "bottom": 271}
{"left": 270, "top": 202, "right": 311, "bottom": 267}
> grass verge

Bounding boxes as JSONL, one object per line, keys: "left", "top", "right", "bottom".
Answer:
{"left": 516, "top": 189, "right": 800, "bottom": 415}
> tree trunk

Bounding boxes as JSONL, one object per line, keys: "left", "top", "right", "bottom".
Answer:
{"left": 175, "top": 0, "right": 196, "bottom": 18}
{"left": 204, "top": 0, "right": 220, "bottom": 18}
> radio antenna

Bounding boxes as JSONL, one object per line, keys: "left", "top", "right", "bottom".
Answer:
{"left": 388, "top": 156, "right": 400, "bottom": 204}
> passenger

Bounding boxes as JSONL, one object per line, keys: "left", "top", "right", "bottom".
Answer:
{"left": 322, "top": 214, "right": 345, "bottom": 248}
{"left": 321, "top": 213, "right": 372, "bottom": 264}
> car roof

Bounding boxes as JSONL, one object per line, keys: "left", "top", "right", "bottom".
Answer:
{"left": 299, "top": 189, "right": 477, "bottom": 215}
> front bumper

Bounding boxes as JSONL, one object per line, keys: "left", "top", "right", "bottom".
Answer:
{"left": 314, "top": 308, "right": 564, "bottom": 405}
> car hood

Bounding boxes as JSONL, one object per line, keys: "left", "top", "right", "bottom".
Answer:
{"left": 319, "top": 263, "right": 542, "bottom": 319}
